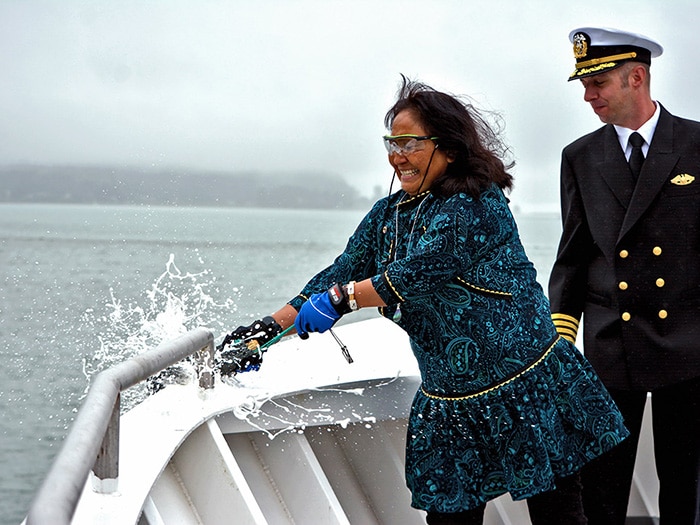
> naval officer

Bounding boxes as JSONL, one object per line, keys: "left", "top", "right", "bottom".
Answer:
{"left": 548, "top": 26, "right": 700, "bottom": 524}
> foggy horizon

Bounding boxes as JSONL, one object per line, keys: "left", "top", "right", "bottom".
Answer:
{"left": 3, "top": 0, "right": 699, "bottom": 213}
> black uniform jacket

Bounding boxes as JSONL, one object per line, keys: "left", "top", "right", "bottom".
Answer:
{"left": 549, "top": 105, "right": 700, "bottom": 390}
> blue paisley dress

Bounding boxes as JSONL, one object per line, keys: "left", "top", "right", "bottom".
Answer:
{"left": 289, "top": 185, "right": 628, "bottom": 512}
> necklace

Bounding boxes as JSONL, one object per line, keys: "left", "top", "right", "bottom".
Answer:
{"left": 392, "top": 191, "right": 430, "bottom": 261}
{"left": 391, "top": 191, "right": 430, "bottom": 322}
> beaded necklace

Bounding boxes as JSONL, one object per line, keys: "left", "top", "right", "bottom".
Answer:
{"left": 393, "top": 192, "right": 430, "bottom": 260}
{"left": 391, "top": 191, "right": 430, "bottom": 322}
{"left": 388, "top": 145, "right": 439, "bottom": 322}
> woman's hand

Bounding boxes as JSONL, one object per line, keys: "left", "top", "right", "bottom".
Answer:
{"left": 294, "top": 288, "right": 345, "bottom": 338}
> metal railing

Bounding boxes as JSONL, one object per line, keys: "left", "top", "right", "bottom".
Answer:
{"left": 25, "top": 327, "right": 215, "bottom": 525}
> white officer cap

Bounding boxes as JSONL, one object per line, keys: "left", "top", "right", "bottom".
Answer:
{"left": 568, "top": 27, "right": 663, "bottom": 81}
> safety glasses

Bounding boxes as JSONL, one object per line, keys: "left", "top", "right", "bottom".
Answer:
{"left": 383, "top": 134, "right": 439, "bottom": 156}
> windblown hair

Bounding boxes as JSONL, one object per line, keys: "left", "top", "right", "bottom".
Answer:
{"left": 384, "top": 76, "right": 514, "bottom": 199}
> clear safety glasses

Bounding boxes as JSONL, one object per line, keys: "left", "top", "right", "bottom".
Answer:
{"left": 383, "top": 134, "right": 439, "bottom": 156}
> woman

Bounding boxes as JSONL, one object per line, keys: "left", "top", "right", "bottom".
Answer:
{"left": 225, "top": 77, "right": 628, "bottom": 524}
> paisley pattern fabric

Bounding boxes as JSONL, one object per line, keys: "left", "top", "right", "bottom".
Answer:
{"left": 289, "top": 185, "right": 628, "bottom": 512}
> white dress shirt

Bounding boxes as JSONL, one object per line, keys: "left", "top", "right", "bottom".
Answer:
{"left": 614, "top": 101, "right": 660, "bottom": 160}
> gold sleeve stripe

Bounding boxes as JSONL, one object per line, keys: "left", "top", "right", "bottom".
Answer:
{"left": 551, "top": 313, "right": 579, "bottom": 343}
{"left": 555, "top": 328, "right": 577, "bottom": 344}
{"left": 551, "top": 313, "right": 579, "bottom": 328}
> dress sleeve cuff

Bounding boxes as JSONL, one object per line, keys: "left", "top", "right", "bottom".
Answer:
{"left": 372, "top": 272, "right": 404, "bottom": 305}
{"left": 288, "top": 294, "right": 308, "bottom": 312}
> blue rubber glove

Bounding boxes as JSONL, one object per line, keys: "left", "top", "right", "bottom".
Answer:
{"left": 295, "top": 291, "right": 342, "bottom": 338}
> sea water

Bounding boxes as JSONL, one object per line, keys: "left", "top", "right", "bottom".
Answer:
{"left": 0, "top": 202, "right": 560, "bottom": 524}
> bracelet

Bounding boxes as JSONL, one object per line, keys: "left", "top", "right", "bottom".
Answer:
{"left": 346, "top": 281, "right": 358, "bottom": 311}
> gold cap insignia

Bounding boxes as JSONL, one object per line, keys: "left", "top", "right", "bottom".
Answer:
{"left": 573, "top": 32, "right": 589, "bottom": 59}
{"left": 671, "top": 173, "right": 695, "bottom": 186}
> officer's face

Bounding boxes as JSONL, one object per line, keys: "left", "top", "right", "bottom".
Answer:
{"left": 580, "top": 67, "right": 637, "bottom": 127}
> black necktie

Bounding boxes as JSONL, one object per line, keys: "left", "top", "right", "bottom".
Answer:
{"left": 628, "top": 132, "right": 645, "bottom": 179}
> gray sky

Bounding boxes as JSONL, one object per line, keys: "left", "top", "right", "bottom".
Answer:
{"left": 2, "top": 0, "right": 699, "bottom": 210}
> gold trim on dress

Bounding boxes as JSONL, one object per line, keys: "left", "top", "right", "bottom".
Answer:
{"left": 383, "top": 271, "right": 405, "bottom": 302}
{"left": 396, "top": 190, "right": 431, "bottom": 208}
{"left": 455, "top": 277, "right": 512, "bottom": 298}
{"left": 420, "top": 337, "right": 560, "bottom": 401}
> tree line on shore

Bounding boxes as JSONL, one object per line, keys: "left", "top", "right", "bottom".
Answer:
{"left": 0, "top": 165, "right": 372, "bottom": 210}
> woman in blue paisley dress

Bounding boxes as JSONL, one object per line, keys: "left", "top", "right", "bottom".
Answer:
{"left": 227, "top": 77, "right": 628, "bottom": 524}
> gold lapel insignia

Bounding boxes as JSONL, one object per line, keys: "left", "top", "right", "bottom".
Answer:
{"left": 670, "top": 173, "right": 695, "bottom": 186}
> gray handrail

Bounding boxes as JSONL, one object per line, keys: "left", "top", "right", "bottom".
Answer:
{"left": 25, "top": 327, "right": 215, "bottom": 525}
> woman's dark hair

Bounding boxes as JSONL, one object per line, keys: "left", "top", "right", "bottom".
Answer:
{"left": 384, "top": 76, "right": 514, "bottom": 198}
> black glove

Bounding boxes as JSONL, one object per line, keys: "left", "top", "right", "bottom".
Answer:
{"left": 146, "top": 362, "right": 192, "bottom": 394}
{"left": 217, "top": 316, "right": 283, "bottom": 376}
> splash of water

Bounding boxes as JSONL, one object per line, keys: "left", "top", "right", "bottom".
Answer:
{"left": 230, "top": 381, "right": 397, "bottom": 440}
{"left": 79, "top": 252, "right": 399, "bottom": 436}
{"left": 82, "top": 252, "right": 239, "bottom": 409}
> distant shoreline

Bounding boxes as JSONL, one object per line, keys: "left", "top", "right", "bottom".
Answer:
{"left": 0, "top": 164, "right": 373, "bottom": 210}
